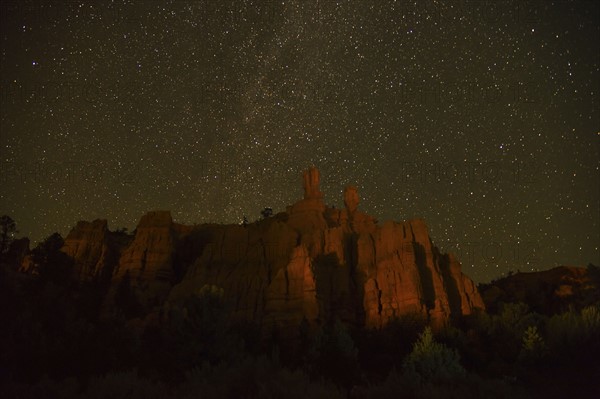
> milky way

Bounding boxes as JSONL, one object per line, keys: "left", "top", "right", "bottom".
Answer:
{"left": 1, "top": 0, "right": 598, "bottom": 281}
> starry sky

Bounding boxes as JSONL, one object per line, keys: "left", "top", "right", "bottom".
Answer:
{"left": 1, "top": 0, "right": 598, "bottom": 282}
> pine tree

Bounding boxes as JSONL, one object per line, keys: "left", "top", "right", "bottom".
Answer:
{"left": 519, "top": 325, "right": 546, "bottom": 363}
{"left": 402, "top": 327, "right": 465, "bottom": 384}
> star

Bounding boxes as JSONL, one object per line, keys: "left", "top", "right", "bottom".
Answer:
{"left": 0, "top": 0, "right": 598, "bottom": 283}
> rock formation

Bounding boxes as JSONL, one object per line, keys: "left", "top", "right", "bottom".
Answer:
{"left": 168, "top": 167, "right": 484, "bottom": 336}
{"left": 56, "top": 167, "right": 484, "bottom": 338}
{"left": 112, "top": 211, "right": 195, "bottom": 307}
{"left": 114, "top": 211, "right": 175, "bottom": 283}
{"left": 303, "top": 166, "right": 323, "bottom": 200}
{"left": 287, "top": 166, "right": 327, "bottom": 225}
{"left": 60, "top": 219, "right": 133, "bottom": 284}
{"left": 344, "top": 185, "right": 359, "bottom": 214}
{"left": 479, "top": 265, "right": 598, "bottom": 314}
{"left": 61, "top": 219, "right": 110, "bottom": 281}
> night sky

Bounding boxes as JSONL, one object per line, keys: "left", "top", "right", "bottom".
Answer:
{"left": 1, "top": 0, "right": 598, "bottom": 282}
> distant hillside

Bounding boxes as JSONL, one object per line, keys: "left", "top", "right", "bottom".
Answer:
{"left": 479, "top": 265, "right": 600, "bottom": 314}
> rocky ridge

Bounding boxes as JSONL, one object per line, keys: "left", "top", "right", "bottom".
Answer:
{"left": 56, "top": 167, "right": 485, "bottom": 336}
{"left": 480, "top": 265, "right": 599, "bottom": 314}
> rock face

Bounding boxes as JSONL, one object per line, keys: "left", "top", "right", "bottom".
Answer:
{"left": 168, "top": 168, "right": 484, "bottom": 337}
{"left": 61, "top": 219, "right": 110, "bottom": 281}
{"left": 114, "top": 211, "right": 175, "bottom": 283}
{"left": 169, "top": 217, "right": 302, "bottom": 327}
{"left": 303, "top": 166, "right": 323, "bottom": 200}
{"left": 60, "top": 219, "right": 133, "bottom": 284}
{"left": 112, "top": 211, "right": 192, "bottom": 307}
{"left": 59, "top": 167, "right": 484, "bottom": 337}
{"left": 344, "top": 185, "right": 359, "bottom": 214}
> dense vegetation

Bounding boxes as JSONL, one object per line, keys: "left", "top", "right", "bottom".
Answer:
{"left": 1, "top": 231, "right": 599, "bottom": 398}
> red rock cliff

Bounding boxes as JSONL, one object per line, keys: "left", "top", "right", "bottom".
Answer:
{"left": 168, "top": 168, "right": 484, "bottom": 335}
{"left": 61, "top": 219, "right": 111, "bottom": 281}
{"left": 60, "top": 168, "right": 484, "bottom": 335}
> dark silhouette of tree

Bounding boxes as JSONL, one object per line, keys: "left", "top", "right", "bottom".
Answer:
{"left": 260, "top": 207, "right": 273, "bottom": 219}
{"left": 31, "top": 233, "right": 74, "bottom": 285}
{"left": 306, "top": 318, "right": 360, "bottom": 388}
{"left": 115, "top": 271, "right": 143, "bottom": 319}
{"left": 0, "top": 215, "right": 18, "bottom": 255}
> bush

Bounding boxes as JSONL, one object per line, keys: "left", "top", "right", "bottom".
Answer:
{"left": 306, "top": 318, "right": 360, "bottom": 388}
{"left": 581, "top": 305, "right": 600, "bottom": 334}
{"left": 546, "top": 305, "right": 600, "bottom": 363}
{"left": 350, "top": 367, "right": 526, "bottom": 399}
{"left": 402, "top": 327, "right": 466, "bottom": 385}
{"left": 81, "top": 370, "right": 173, "bottom": 399}
{"left": 182, "top": 356, "right": 345, "bottom": 399}
{"left": 519, "top": 325, "right": 546, "bottom": 364}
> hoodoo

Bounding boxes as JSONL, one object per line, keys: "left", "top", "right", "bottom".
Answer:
{"left": 59, "top": 167, "right": 484, "bottom": 337}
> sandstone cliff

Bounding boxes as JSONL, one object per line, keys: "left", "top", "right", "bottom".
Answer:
{"left": 109, "top": 211, "right": 199, "bottom": 307}
{"left": 58, "top": 167, "right": 484, "bottom": 336}
{"left": 168, "top": 166, "right": 484, "bottom": 335}
{"left": 61, "top": 219, "right": 110, "bottom": 281}
{"left": 60, "top": 219, "right": 132, "bottom": 284}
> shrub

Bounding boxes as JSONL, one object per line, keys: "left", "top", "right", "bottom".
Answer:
{"left": 402, "top": 327, "right": 466, "bottom": 385}
{"left": 81, "top": 370, "right": 173, "bottom": 399}
{"left": 182, "top": 356, "right": 344, "bottom": 399}
{"left": 306, "top": 318, "right": 360, "bottom": 388}
{"left": 519, "top": 325, "right": 546, "bottom": 364}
